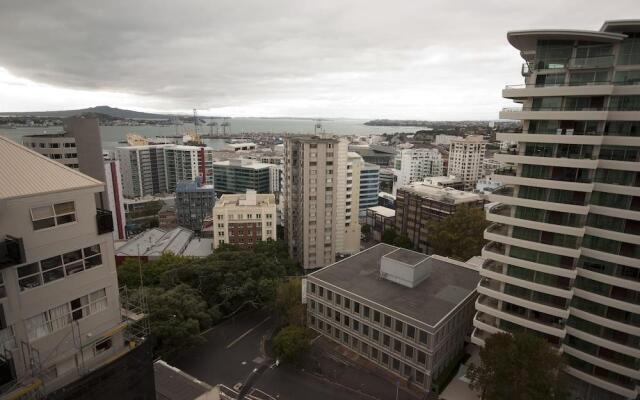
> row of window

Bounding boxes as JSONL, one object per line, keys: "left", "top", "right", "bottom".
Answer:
{"left": 309, "top": 316, "right": 428, "bottom": 386}
{"left": 26, "top": 288, "right": 108, "bottom": 341}
{"left": 17, "top": 245, "right": 102, "bottom": 291}
{"left": 216, "top": 213, "right": 273, "bottom": 220}
{"left": 30, "top": 202, "right": 76, "bottom": 231}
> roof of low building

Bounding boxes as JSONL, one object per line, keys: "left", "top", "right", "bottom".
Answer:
{"left": 310, "top": 244, "right": 480, "bottom": 328}
{"left": 400, "top": 181, "right": 481, "bottom": 204}
{"left": 0, "top": 135, "right": 103, "bottom": 200}
{"left": 116, "top": 227, "right": 194, "bottom": 257}
{"left": 366, "top": 206, "right": 395, "bottom": 218}
{"left": 154, "top": 360, "right": 212, "bottom": 400}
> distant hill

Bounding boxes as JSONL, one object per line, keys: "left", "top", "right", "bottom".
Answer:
{"left": 0, "top": 106, "right": 172, "bottom": 120}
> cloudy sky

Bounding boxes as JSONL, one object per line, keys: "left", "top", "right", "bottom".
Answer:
{"left": 0, "top": 0, "right": 638, "bottom": 119}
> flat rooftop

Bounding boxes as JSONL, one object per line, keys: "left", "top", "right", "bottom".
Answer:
{"left": 154, "top": 360, "right": 211, "bottom": 400}
{"left": 367, "top": 206, "right": 395, "bottom": 218}
{"left": 310, "top": 244, "right": 480, "bottom": 328}
{"left": 401, "top": 181, "right": 481, "bottom": 204}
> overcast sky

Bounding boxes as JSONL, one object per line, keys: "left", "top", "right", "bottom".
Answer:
{"left": 0, "top": 1, "right": 638, "bottom": 119}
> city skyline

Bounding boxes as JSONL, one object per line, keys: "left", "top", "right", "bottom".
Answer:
{"left": 1, "top": 1, "right": 639, "bottom": 120}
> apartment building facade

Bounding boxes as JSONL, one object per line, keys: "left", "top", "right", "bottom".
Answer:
{"left": 212, "top": 191, "right": 277, "bottom": 249}
{"left": 284, "top": 136, "right": 360, "bottom": 270}
{"left": 447, "top": 136, "right": 487, "bottom": 191}
{"left": 117, "top": 144, "right": 214, "bottom": 198}
{"left": 393, "top": 148, "right": 444, "bottom": 195}
{"left": 175, "top": 179, "right": 216, "bottom": 233}
{"left": 23, "top": 118, "right": 127, "bottom": 240}
{"left": 306, "top": 244, "right": 479, "bottom": 393}
{"left": 473, "top": 20, "right": 640, "bottom": 400}
{"left": 394, "top": 181, "right": 484, "bottom": 253}
{"left": 0, "top": 136, "right": 153, "bottom": 399}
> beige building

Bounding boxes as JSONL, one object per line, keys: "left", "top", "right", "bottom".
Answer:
{"left": 475, "top": 20, "right": 640, "bottom": 400}
{"left": 284, "top": 136, "right": 361, "bottom": 270}
{"left": 306, "top": 244, "right": 480, "bottom": 393}
{"left": 447, "top": 135, "right": 487, "bottom": 191}
{"left": 0, "top": 136, "right": 149, "bottom": 398}
{"left": 212, "top": 191, "right": 277, "bottom": 249}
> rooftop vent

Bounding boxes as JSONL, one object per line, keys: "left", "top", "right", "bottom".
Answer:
{"left": 380, "top": 248, "right": 432, "bottom": 288}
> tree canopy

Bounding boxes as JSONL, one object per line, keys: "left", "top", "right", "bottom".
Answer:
{"left": 467, "top": 332, "right": 568, "bottom": 400}
{"left": 427, "top": 205, "right": 488, "bottom": 260}
{"left": 271, "top": 325, "right": 311, "bottom": 364}
{"left": 273, "top": 278, "right": 304, "bottom": 326}
{"left": 381, "top": 228, "right": 412, "bottom": 249}
{"left": 117, "top": 240, "right": 300, "bottom": 358}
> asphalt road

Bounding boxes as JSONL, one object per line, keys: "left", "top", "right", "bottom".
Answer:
{"left": 173, "top": 310, "right": 380, "bottom": 400}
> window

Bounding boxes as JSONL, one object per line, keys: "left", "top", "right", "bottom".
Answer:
{"left": 327, "top": 290, "right": 333, "bottom": 301}
{"left": 373, "top": 310, "right": 380, "bottom": 323}
{"left": 407, "top": 325, "right": 415, "bottom": 339}
{"left": 405, "top": 345, "right": 414, "bottom": 359}
{"left": 95, "top": 337, "right": 113, "bottom": 355}
{"left": 344, "top": 298, "right": 350, "bottom": 309}
{"left": 383, "top": 315, "right": 391, "bottom": 328}
{"left": 394, "top": 320, "right": 404, "bottom": 334}
{"left": 372, "top": 329, "right": 380, "bottom": 342}
{"left": 31, "top": 202, "right": 76, "bottom": 230}
{"left": 419, "top": 330, "right": 428, "bottom": 345}
{"left": 308, "top": 282, "right": 315, "bottom": 294}
{"left": 392, "top": 358, "right": 400, "bottom": 371}
{"left": 343, "top": 315, "right": 349, "bottom": 327}
{"left": 335, "top": 294, "right": 341, "bottom": 306}
{"left": 17, "top": 245, "right": 102, "bottom": 290}
{"left": 383, "top": 334, "right": 390, "bottom": 347}
{"left": 363, "top": 306, "right": 370, "bottom": 318}
{"left": 353, "top": 320, "right": 359, "bottom": 332}
{"left": 393, "top": 338, "right": 402, "bottom": 353}
{"left": 354, "top": 302, "right": 360, "bottom": 314}
{"left": 417, "top": 350, "right": 427, "bottom": 365}
{"left": 26, "top": 288, "right": 107, "bottom": 340}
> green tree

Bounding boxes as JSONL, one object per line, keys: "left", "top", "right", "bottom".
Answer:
{"left": 117, "top": 252, "right": 190, "bottom": 288}
{"left": 271, "top": 325, "right": 311, "bottom": 364}
{"left": 381, "top": 228, "right": 397, "bottom": 244}
{"left": 361, "top": 224, "right": 372, "bottom": 240}
{"left": 145, "top": 284, "right": 218, "bottom": 358}
{"left": 392, "top": 234, "right": 412, "bottom": 249}
{"left": 467, "top": 332, "right": 568, "bottom": 400}
{"left": 273, "top": 279, "right": 304, "bottom": 326}
{"left": 427, "top": 205, "right": 489, "bottom": 260}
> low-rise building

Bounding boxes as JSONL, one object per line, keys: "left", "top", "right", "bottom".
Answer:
{"left": 365, "top": 206, "right": 395, "bottom": 242}
{"left": 224, "top": 142, "right": 257, "bottom": 152}
{"left": 420, "top": 175, "right": 464, "bottom": 190}
{"left": 395, "top": 181, "right": 484, "bottom": 252}
{"left": 306, "top": 244, "right": 480, "bottom": 393}
{"left": 212, "top": 159, "right": 273, "bottom": 194}
{"left": 212, "top": 191, "right": 277, "bottom": 249}
{"left": 175, "top": 179, "right": 216, "bottom": 233}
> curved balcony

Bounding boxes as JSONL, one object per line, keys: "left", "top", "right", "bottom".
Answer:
{"left": 486, "top": 204, "right": 585, "bottom": 237}
{"left": 481, "top": 259, "right": 574, "bottom": 299}
{"left": 475, "top": 294, "right": 566, "bottom": 338}
{"left": 563, "top": 345, "right": 640, "bottom": 381}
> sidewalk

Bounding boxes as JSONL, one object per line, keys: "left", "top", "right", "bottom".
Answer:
{"left": 303, "top": 336, "right": 432, "bottom": 400}
{"left": 439, "top": 346, "right": 480, "bottom": 400}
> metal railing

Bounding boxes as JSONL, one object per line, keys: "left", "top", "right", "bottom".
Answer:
{"left": 568, "top": 54, "right": 615, "bottom": 69}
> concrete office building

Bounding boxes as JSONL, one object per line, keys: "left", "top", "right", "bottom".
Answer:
{"left": 117, "top": 144, "right": 214, "bottom": 198}
{"left": 393, "top": 148, "right": 445, "bottom": 195}
{"left": 23, "top": 118, "right": 127, "bottom": 241}
{"left": 212, "top": 159, "right": 273, "bottom": 194}
{"left": 175, "top": 178, "right": 216, "bottom": 233}
{"left": 284, "top": 136, "right": 361, "bottom": 270}
{"left": 212, "top": 191, "right": 277, "bottom": 249}
{"left": 395, "top": 181, "right": 484, "bottom": 253}
{"left": 306, "top": 244, "right": 480, "bottom": 393}
{"left": 359, "top": 163, "right": 380, "bottom": 218}
{"left": 447, "top": 136, "right": 487, "bottom": 191}
{"left": 0, "top": 136, "right": 153, "bottom": 399}
{"left": 474, "top": 20, "right": 640, "bottom": 400}
{"left": 365, "top": 206, "right": 396, "bottom": 242}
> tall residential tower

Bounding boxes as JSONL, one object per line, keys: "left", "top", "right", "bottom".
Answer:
{"left": 473, "top": 20, "right": 640, "bottom": 400}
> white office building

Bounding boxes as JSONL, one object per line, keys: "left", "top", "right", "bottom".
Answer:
{"left": 447, "top": 136, "right": 487, "bottom": 191}
{"left": 392, "top": 148, "right": 444, "bottom": 195}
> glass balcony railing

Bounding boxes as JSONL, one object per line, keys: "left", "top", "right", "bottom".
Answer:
{"left": 486, "top": 223, "right": 509, "bottom": 236}
{"left": 484, "top": 241, "right": 506, "bottom": 256}
{"left": 494, "top": 166, "right": 517, "bottom": 176}
{"left": 492, "top": 186, "right": 515, "bottom": 197}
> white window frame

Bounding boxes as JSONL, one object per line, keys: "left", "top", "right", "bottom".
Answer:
{"left": 30, "top": 202, "right": 76, "bottom": 231}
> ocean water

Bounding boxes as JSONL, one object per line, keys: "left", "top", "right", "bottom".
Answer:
{"left": 0, "top": 117, "right": 425, "bottom": 150}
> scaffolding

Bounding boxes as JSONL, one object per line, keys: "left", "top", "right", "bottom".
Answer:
{"left": 119, "top": 286, "right": 150, "bottom": 349}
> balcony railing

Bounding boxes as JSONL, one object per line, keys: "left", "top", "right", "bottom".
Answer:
{"left": 492, "top": 186, "right": 514, "bottom": 197}
{"left": 484, "top": 241, "right": 506, "bottom": 256}
{"left": 488, "top": 203, "right": 511, "bottom": 217}
{"left": 486, "top": 223, "right": 509, "bottom": 236}
{"left": 96, "top": 209, "right": 114, "bottom": 235}
{"left": 493, "top": 166, "right": 517, "bottom": 176}
{"left": 0, "top": 236, "right": 25, "bottom": 269}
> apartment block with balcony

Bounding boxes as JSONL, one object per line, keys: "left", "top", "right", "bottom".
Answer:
{"left": 212, "top": 191, "right": 277, "bottom": 249}
{"left": 0, "top": 136, "right": 153, "bottom": 399}
{"left": 306, "top": 244, "right": 479, "bottom": 393}
{"left": 392, "top": 148, "right": 445, "bottom": 195}
{"left": 475, "top": 20, "right": 640, "bottom": 400}
{"left": 447, "top": 136, "right": 487, "bottom": 192}
{"left": 359, "top": 163, "right": 381, "bottom": 218}
{"left": 394, "top": 181, "right": 484, "bottom": 253}
{"left": 175, "top": 178, "right": 216, "bottom": 233}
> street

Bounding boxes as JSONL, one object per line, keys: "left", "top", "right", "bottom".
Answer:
{"left": 173, "top": 310, "right": 421, "bottom": 400}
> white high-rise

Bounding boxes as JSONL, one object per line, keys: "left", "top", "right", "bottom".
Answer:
{"left": 284, "top": 136, "right": 361, "bottom": 270}
{"left": 447, "top": 136, "right": 487, "bottom": 191}
{"left": 473, "top": 20, "right": 640, "bottom": 400}
{"left": 392, "top": 148, "right": 444, "bottom": 195}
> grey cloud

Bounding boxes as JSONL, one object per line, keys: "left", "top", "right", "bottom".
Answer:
{"left": 0, "top": 0, "right": 639, "bottom": 118}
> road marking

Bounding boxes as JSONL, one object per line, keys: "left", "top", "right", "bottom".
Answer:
{"left": 226, "top": 316, "right": 271, "bottom": 349}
